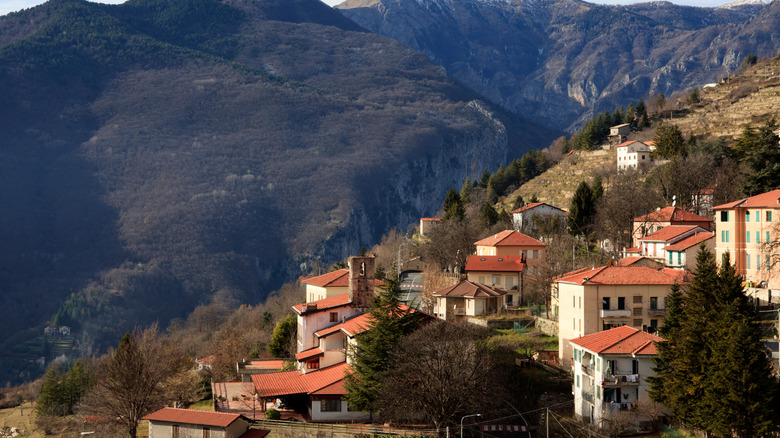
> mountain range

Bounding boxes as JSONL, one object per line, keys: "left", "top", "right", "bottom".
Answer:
{"left": 336, "top": 0, "right": 780, "bottom": 131}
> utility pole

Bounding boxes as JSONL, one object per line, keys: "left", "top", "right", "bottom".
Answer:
{"left": 546, "top": 407, "right": 549, "bottom": 438}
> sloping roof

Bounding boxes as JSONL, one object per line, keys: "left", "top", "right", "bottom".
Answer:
{"left": 624, "top": 247, "right": 641, "bottom": 254}
{"left": 616, "top": 140, "right": 650, "bottom": 149}
{"left": 295, "top": 347, "right": 324, "bottom": 362}
{"left": 292, "top": 293, "right": 352, "bottom": 315}
{"left": 420, "top": 217, "right": 443, "bottom": 222}
{"left": 433, "top": 280, "right": 506, "bottom": 298}
{"left": 301, "top": 269, "right": 384, "bottom": 288}
{"left": 634, "top": 206, "right": 711, "bottom": 223}
{"left": 247, "top": 360, "right": 285, "bottom": 370}
{"left": 465, "top": 255, "right": 526, "bottom": 273}
{"left": 556, "top": 266, "right": 683, "bottom": 285}
{"left": 510, "top": 202, "right": 565, "bottom": 214}
{"left": 143, "top": 408, "right": 245, "bottom": 427}
{"left": 638, "top": 225, "right": 701, "bottom": 242}
{"left": 616, "top": 256, "right": 654, "bottom": 267}
{"left": 713, "top": 189, "right": 780, "bottom": 210}
{"left": 314, "top": 304, "right": 417, "bottom": 338}
{"left": 252, "top": 362, "right": 350, "bottom": 398}
{"left": 571, "top": 326, "right": 664, "bottom": 356}
{"left": 474, "top": 230, "right": 546, "bottom": 248}
{"left": 664, "top": 232, "right": 715, "bottom": 251}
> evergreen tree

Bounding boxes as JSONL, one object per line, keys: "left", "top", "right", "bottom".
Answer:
{"left": 735, "top": 120, "right": 780, "bottom": 195}
{"left": 37, "top": 364, "right": 65, "bottom": 416}
{"left": 654, "top": 124, "right": 687, "bottom": 159}
{"left": 345, "top": 278, "right": 423, "bottom": 413}
{"left": 442, "top": 188, "right": 465, "bottom": 220}
{"left": 647, "top": 283, "right": 683, "bottom": 406}
{"left": 513, "top": 195, "right": 525, "bottom": 210}
{"left": 479, "top": 168, "right": 491, "bottom": 188}
{"left": 591, "top": 175, "right": 604, "bottom": 204}
{"left": 267, "top": 314, "right": 297, "bottom": 357}
{"left": 480, "top": 202, "right": 499, "bottom": 228}
{"left": 460, "top": 177, "right": 472, "bottom": 203}
{"left": 529, "top": 194, "right": 540, "bottom": 203}
{"left": 568, "top": 181, "right": 595, "bottom": 237}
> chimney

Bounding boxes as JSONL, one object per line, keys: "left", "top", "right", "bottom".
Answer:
{"left": 348, "top": 256, "right": 375, "bottom": 309}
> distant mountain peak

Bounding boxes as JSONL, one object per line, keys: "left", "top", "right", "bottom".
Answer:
{"left": 717, "top": 0, "right": 771, "bottom": 9}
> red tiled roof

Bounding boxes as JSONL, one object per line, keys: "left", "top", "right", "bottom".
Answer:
{"left": 433, "top": 280, "right": 506, "bottom": 298}
{"left": 143, "top": 408, "right": 245, "bottom": 427}
{"left": 301, "top": 269, "right": 384, "bottom": 288}
{"left": 556, "top": 266, "right": 683, "bottom": 285}
{"left": 616, "top": 256, "right": 645, "bottom": 267}
{"left": 713, "top": 189, "right": 780, "bottom": 210}
{"left": 634, "top": 207, "right": 711, "bottom": 223}
{"left": 638, "top": 225, "right": 701, "bottom": 242}
{"left": 664, "top": 232, "right": 715, "bottom": 251}
{"left": 295, "top": 347, "right": 324, "bottom": 362}
{"left": 196, "top": 355, "right": 215, "bottom": 365}
{"left": 624, "top": 247, "right": 641, "bottom": 254}
{"left": 474, "top": 230, "right": 546, "bottom": 248}
{"left": 241, "top": 430, "right": 270, "bottom": 438}
{"left": 248, "top": 360, "right": 285, "bottom": 370}
{"left": 465, "top": 255, "right": 526, "bottom": 273}
{"left": 310, "top": 379, "right": 346, "bottom": 395}
{"left": 293, "top": 293, "right": 352, "bottom": 315}
{"left": 616, "top": 140, "right": 650, "bottom": 148}
{"left": 252, "top": 362, "right": 351, "bottom": 398}
{"left": 314, "top": 304, "right": 417, "bottom": 338}
{"left": 421, "top": 217, "right": 443, "bottom": 222}
{"left": 571, "top": 326, "right": 664, "bottom": 356}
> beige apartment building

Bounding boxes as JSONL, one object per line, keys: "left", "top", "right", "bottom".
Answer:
{"left": 554, "top": 266, "right": 685, "bottom": 364}
{"left": 713, "top": 189, "right": 780, "bottom": 289}
{"left": 474, "top": 230, "right": 546, "bottom": 275}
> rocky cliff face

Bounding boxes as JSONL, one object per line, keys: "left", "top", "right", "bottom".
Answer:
{"left": 336, "top": 0, "right": 780, "bottom": 131}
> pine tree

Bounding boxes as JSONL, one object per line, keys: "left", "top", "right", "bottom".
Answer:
{"left": 267, "top": 314, "right": 297, "bottom": 357}
{"left": 442, "top": 188, "right": 464, "bottom": 220}
{"left": 37, "top": 364, "right": 65, "bottom": 416}
{"left": 647, "top": 283, "right": 683, "bottom": 407}
{"left": 568, "top": 181, "right": 594, "bottom": 237}
{"left": 736, "top": 120, "right": 780, "bottom": 196}
{"left": 591, "top": 176, "right": 604, "bottom": 204}
{"left": 480, "top": 202, "right": 499, "bottom": 228}
{"left": 460, "top": 177, "right": 472, "bottom": 203}
{"left": 654, "top": 124, "right": 687, "bottom": 159}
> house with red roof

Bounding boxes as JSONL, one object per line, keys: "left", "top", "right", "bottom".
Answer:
{"left": 419, "top": 217, "right": 443, "bottom": 236}
{"left": 632, "top": 207, "right": 712, "bottom": 247}
{"left": 473, "top": 230, "right": 547, "bottom": 295}
{"left": 553, "top": 266, "right": 684, "bottom": 364}
{"left": 714, "top": 188, "right": 780, "bottom": 290}
{"left": 616, "top": 140, "right": 653, "bottom": 171}
{"left": 570, "top": 326, "right": 666, "bottom": 427}
{"left": 663, "top": 231, "right": 715, "bottom": 270}
{"left": 465, "top": 255, "right": 525, "bottom": 307}
{"left": 637, "top": 225, "right": 710, "bottom": 263}
{"left": 433, "top": 280, "right": 506, "bottom": 320}
{"left": 143, "top": 407, "right": 269, "bottom": 438}
{"left": 510, "top": 202, "right": 566, "bottom": 234}
{"left": 301, "top": 268, "right": 384, "bottom": 303}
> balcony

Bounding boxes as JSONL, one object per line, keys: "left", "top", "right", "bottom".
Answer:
{"left": 602, "top": 373, "right": 640, "bottom": 386}
{"left": 581, "top": 365, "right": 595, "bottom": 376}
{"left": 647, "top": 309, "right": 667, "bottom": 317}
{"left": 600, "top": 309, "right": 631, "bottom": 318}
{"left": 581, "top": 390, "right": 595, "bottom": 404}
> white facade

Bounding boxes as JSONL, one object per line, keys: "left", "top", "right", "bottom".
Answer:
{"left": 148, "top": 418, "right": 249, "bottom": 438}
{"left": 310, "top": 398, "right": 372, "bottom": 422}
{"left": 306, "top": 285, "right": 348, "bottom": 303}
{"left": 511, "top": 204, "right": 566, "bottom": 233}
{"left": 616, "top": 141, "right": 652, "bottom": 171}
{"left": 297, "top": 305, "right": 361, "bottom": 355}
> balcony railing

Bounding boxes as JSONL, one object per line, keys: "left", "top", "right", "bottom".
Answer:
{"left": 602, "top": 373, "right": 640, "bottom": 386}
{"left": 647, "top": 309, "right": 667, "bottom": 317}
{"left": 581, "top": 390, "right": 595, "bottom": 404}
{"left": 600, "top": 309, "right": 631, "bottom": 318}
{"left": 581, "top": 365, "right": 595, "bottom": 376}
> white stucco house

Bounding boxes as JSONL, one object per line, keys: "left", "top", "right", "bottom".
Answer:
{"left": 616, "top": 141, "right": 653, "bottom": 171}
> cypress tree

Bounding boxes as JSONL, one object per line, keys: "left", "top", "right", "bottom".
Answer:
{"left": 480, "top": 202, "right": 499, "bottom": 228}
{"left": 460, "top": 177, "right": 472, "bottom": 203}
{"left": 442, "top": 188, "right": 464, "bottom": 220}
{"left": 568, "top": 181, "right": 594, "bottom": 237}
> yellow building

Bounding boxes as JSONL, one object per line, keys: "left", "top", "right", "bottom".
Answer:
{"left": 554, "top": 266, "right": 685, "bottom": 364}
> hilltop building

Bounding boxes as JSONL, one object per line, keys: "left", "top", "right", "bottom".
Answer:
{"left": 616, "top": 141, "right": 653, "bottom": 171}
{"left": 511, "top": 202, "right": 566, "bottom": 234}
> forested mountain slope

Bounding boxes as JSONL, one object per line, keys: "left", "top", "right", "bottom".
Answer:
{"left": 0, "top": 0, "right": 558, "bottom": 380}
{"left": 336, "top": 0, "right": 780, "bottom": 131}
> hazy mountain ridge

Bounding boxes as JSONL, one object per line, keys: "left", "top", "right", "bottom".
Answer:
{"left": 336, "top": 0, "right": 780, "bottom": 131}
{"left": 0, "top": 0, "right": 557, "bottom": 378}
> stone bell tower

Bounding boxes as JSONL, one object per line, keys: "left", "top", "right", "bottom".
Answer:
{"left": 348, "top": 256, "right": 375, "bottom": 309}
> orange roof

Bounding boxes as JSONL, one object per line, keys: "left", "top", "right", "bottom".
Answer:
{"left": 556, "top": 266, "right": 683, "bottom": 285}
{"left": 310, "top": 379, "right": 347, "bottom": 396}
{"left": 248, "top": 360, "right": 285, "bottom": 370}
{"left": 616, "top": 140, "right": 650, "bottom": 148}
{"left": 143, "top": 408, "right": 245, "bottom": 427}
{"left": 638, "top": 225, "right": 702, "bottom": 242}
{"left": 292, "top": 293, "right": 352, "bottom": 315}
{"left": 664, "top": 232, "right": 715, "bottom": 251}
{"left": 474, "top": 230, "right": 546, "bottom": 248}
{"left": 252, "top": 362, "right": 351, "bottom": 398}
{"left": 571, "top": 326, "right": 664, "bottom": 356}
{"left": 433, "top": 280, "right": 506, "bottom": 298}
{"left": 634, "top": 207, "right": 711, "bottom": 223}
{"left": 196, "top": 355, "right": 216, "bottom": 365}
{"left": 421, "top": 217, "right": 443, "bottom": 222}
{"left": 714, "top": 189, "right": 780, "bottom": 210}
{"left": 314, "top": 303, "right": 417, "bottom": 338}
{"left": 510, "top": 202, "right": 564, "bottom": 214}
{"left": 295, "top": 347, "right": 324, "bottom": 362}
{"left": 465, "top": 255, "right": 526, "bottom": 273}
{"left": 301, "top": 269, "right": 384, "bottom": 288}
{"left": 616, "top": 256, "right": 647, "bottom": 267}
{"left": 624, "top": 247, "right": 641, "bottom": 254}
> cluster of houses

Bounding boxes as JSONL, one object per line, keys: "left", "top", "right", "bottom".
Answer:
{"left": 144, "top": 187, "right": 780, "bottom": 436}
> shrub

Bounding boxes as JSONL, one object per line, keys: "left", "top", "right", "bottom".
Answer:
{"left": 265, "top": 408, "right": 281, "bottom": 420}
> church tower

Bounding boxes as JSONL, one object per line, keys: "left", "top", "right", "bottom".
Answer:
{"left": 348, "top": 256, "right": 375, "bottom": 309}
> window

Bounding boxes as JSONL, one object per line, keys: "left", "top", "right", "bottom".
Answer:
{"left": 747, "top": 231, "right": 750, "bottom": 243}
{"left": 506, "top": 277, "right": 515, "bottom": 289}
{"left": 492, "top": 275, "right": 501, "bottom": 285}
{"left": 576, "top": 374, "right": 580, "bottom": 388}
{"left": 747, "top": 256, "right": 751, "bottom": 269}
{"left": 618, "top": 297, "right": 626, "bottom": 310}
{"left": 746, "top": 211, "right": 750, "bottom": 222}
{"left": 574, "top": 348, "right": 578, "bottom": 362}
{"left": 579, "top": 296, "right": 582, "bottom": 309}
{"left": 669, "top": 252, "right": 673, "bottom": 264}
{"left": 756, "top": 231, "right": 760, "bottom": 243}
{"left": 767, "top": 255, "right": 771, "bottom": 270}
{"left": 573, "top": 318, "right": 576, "bottom": 330}
{"left": 573, "top": 296, "right": 576, "bottom": 307}
{"left": 602, "top": 297, "right": 610, "bottom": 310}
{"left": 322, "top": 399, "right": 342, "bottom": 412}
{"left": 633, "top": 307, "right": 643, "bottom": 316}
{"left": 677, "top": 251, "right": 681, "bottom": 265}
{"left": 756, "top": 254, "right": 761, "bottom": 270}
{"left": 721, "top": 230, "right": 726, "bottom": 242}
{"left": 633, "top": 318, "right": 642, "bottom": 326}
{"left": 721, "top": 211, "right": 729, "bottom": 222}
{"left": 756, "top": 210, "right": 760, "bottom": 222}
{"left": 650, "top": 319, "right": 658, "bottom": 330}
{"left": 767, "top": 231, "right": 771, "bottom": 243}
{"left": 596, "top": 358, "right": 601, "bottom": 372}
{"left": 307, "top": 359, "right": 320, "bottom": 370}
{"left": 479, "top": 276, "right": 486, "bottom": 285}
{"left": 330, "top": 312, "right": 338, "bottom": 322}
{"left": 726, "top": 230, "right": 729, "bottom": 242}
{"left": 650, "top": 297, "right": 658, "bottom": 310}
{"left": 633, "top": 296, "right": 642, "bottom": 304}
{"left": 767, "top": 211, "right": 772, "bottom": 222}
{"left": 632, "top": 360, "right": 639, "bottom": 375}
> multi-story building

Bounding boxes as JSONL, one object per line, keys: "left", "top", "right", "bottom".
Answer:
{"left": 554, "top": 266, "right": 684, "bottom": 363}
{"left": 714, "top": 189, "right": 780, "bottom": 289}
{"left": 616, "top": 140, "right": 653, "bottom": 171}
{"left": 465, "top": 255, "right": 525, "bottom": 307}
{"left": 632, "top": 207, "right": 712, "bottom": 247}
{"left": 301, "top": 268, "right": 384, "bottom": 303}
{"left": 663, "top": 232, "right": 715, "bottom": 270}
{"left": 571, "top": 326, "right": 665, "bottom": 427}
{"left": 636, "top": 225, "right": 709, "bottom": 263}
{"left": 474, "top": 230, "right": 546, "bottom": 277}
{"left": 511, "top": 202, "right": 566, "bottom": 234}
{"left": 433, "top": 280, "right": 506, "bottom": 320}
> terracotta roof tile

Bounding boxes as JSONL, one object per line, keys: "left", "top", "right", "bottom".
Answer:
{"left": 616, "top": 256, "right": 645, "bottom": 267}
{"left": 638, "top": 225, "right": 702, "bottom": 242}
{"left": 252, "top": 362, "right": 350, "bottom": 398}
{"left": 292, "top": 293, "right": 352, "bottom": 315}
{"left": 664, "top": 232, "right": 715, "bottom": 251}
{"left": 301, "top": 269, "right": 384, "bottom": 288}
{"left": 713, "top": 189, "right": 780, "bottom": 210}
{"left": 314, "top": 304, "right": 417, "bottom": 338}
{"left": 295, "top": 347, "right": 323, "bottom": 361}
{"left": 556, "top": 266, "right": 683, "bottom": 285}
{"left": 616, "top": 140, "right": 651, "bottom": 149}
{"left": 433, "top": 280, "right": 506, "bottom": 298}
{"left": 474, "top": 230, "right": 546, "bottom": 247}
{"left": 571, "top": 326, "right": 664, "bottom": 356}
{"left": 465, "top": 255, "right": 526, "bottom": 273}
{"left": 421, "top": 217, "right": 443, "bottom": 222}
{"left": 634, "top": 207, "right": 711, "bottom": 223}
{"left": 143, "top": 408, "right": 245, "bottom": 427}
